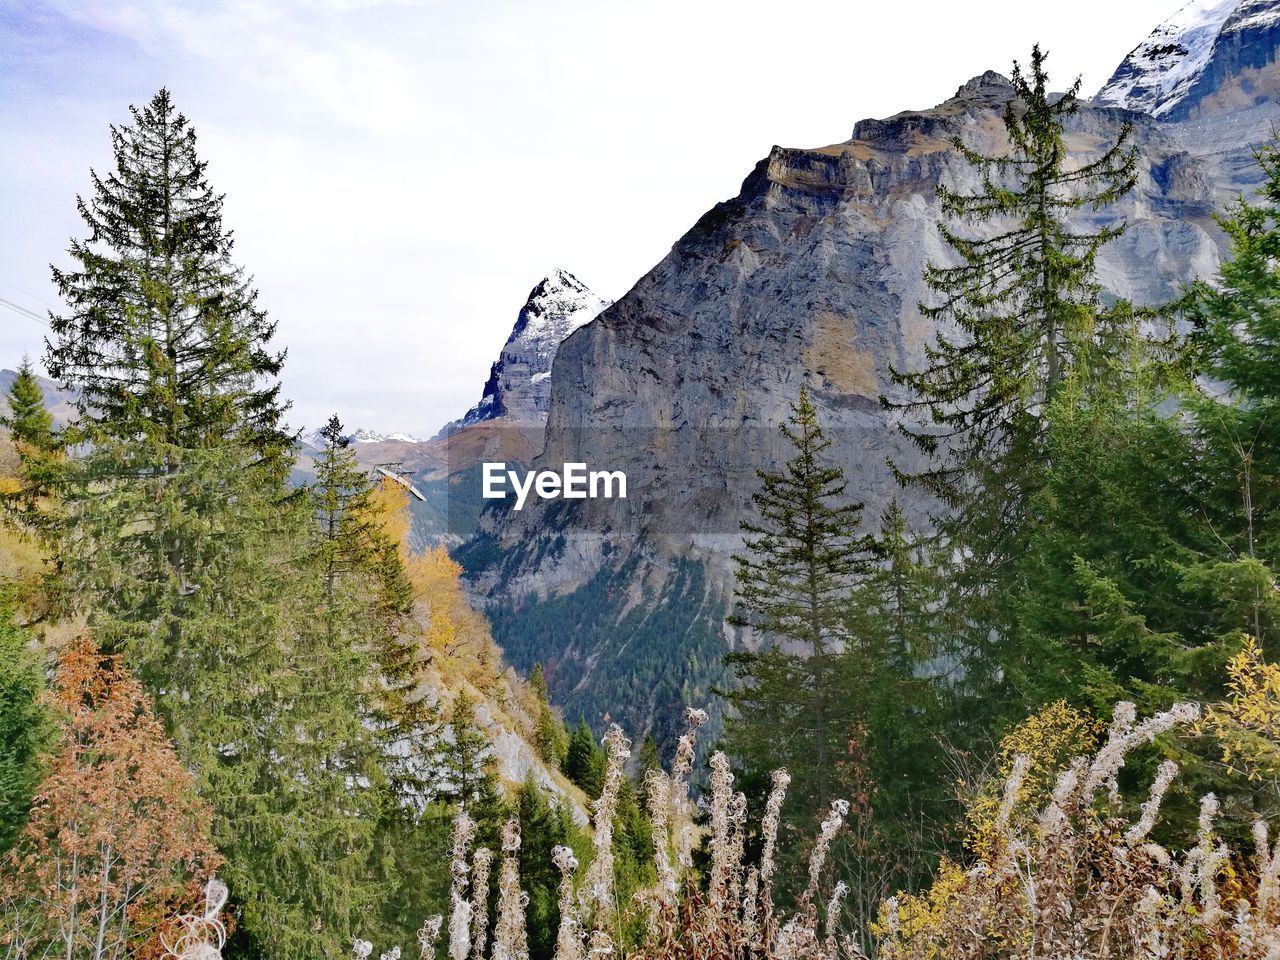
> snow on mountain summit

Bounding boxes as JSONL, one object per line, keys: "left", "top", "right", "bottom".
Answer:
{"left": 349, "top": 428, "right": 422, "bottom": 444}
{"left": 1094, "top": 0, "right": 1242, "bottom": 116}
{"left": 1095, "top": 0, "right": 1280, "bottom": 122}
{"left": 511, "top": 267, "right": 611, "bottom": 352}
{"left": 436, "top": 269, "right": 612, "bottom": 437}
{"left": 304, "top": 426, "right": 423, "bottom": 448}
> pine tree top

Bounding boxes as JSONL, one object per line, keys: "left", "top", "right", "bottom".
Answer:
{"left": 883, "top": 43, "right": 1138, "bottom": 539}
{"left": 731, "top": 386, "right": 878, "bottom": 653}
{"left": 47, "top": 88, "right": 292, "bottom": 474}
{"left": 2, "top": 358, "right": 54, "bottom": 451}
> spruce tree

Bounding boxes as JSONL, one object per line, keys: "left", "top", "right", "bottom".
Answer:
{"left": 1, "top": 358, "right": 60, "bottom": 530}
{"left": 563, "top": 718, "right": 606, "bottom": 799}
{"left": 1183, "top": 133, "right": 1280, "bottom": 649}
{"left": 835, "top": 501, "right": 954, "bottom": 913}
{"left": 314, "top": 415, "right": 381, "bottom": 614}
{"left": 47, "top": 89, "right": 290, "bottom": 470}
{"left": 1013, "top": 380, "right": 1213, "bottom": 710}
{"left": 437, "top": 691, "right": 507, "bottom": 834}
{"left": 2, "top": 359, "right": 54, "bottom": 452}
{"left": 989, "top": 138, "right": 1280, "bottom": 847}
{"left": 882, "top": 46, "right": 1137, "bottom": 724}
{"left": 637, "top": 735, "right": 661, "bottom": 780}
{"left": 528, "top": 663, "right": 566, "bottom": 767}
{"left": 44, "top": 90, "right": 386, "bottom": 959}
{"left": 310, "top": 415, "right": 428, "bottom": 803}
{"left": 855, "top": 500, "right": 948, "bottom": 675}
{"left": 530, "top": 662, "right": 549, "bottom": 701}
{"left": 885, "top": 45, "right": 1136, "bottom": 557}
{"left": 725, "top": 386, "right": 879, "bottom": 835}
{"left": 0, "top": 591, "right": 51, "bottom": 852}
{"left": 44, "top": 88, "right": 295, "bottom": 666}
{"left": 1007, "top": 135, "right": 1280, "bottom": 712}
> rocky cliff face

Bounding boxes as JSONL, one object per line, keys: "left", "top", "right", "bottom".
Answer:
{"left": 288, "top": 271, "right": 609, "bottom": 549}
{"left": 460, "top": 69, "right": 1232, "bottom": 744}
{"left": 438, "top": 268, "right": 611, "bottom": 436}
{"left": 463, "top": 8, "right": 1280, "bottom": 744}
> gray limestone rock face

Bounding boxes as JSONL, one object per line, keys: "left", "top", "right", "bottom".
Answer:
{"left": 475, "top": 79, "right": 1221, "bottom": 601}
{"left": 464, "top": 13, "right": 1280, "bottom": 739}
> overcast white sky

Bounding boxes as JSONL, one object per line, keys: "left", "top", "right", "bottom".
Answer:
{"left": 1, "top": 0, "right": 1179, "bottom": 436}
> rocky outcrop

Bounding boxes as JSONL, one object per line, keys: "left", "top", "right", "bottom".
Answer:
{"left": 480, "top": 75, "right": 1220, "bottom": 578}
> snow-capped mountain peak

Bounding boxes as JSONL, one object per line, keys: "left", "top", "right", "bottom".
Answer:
{"left": 1095, "top": 0, "right": 1242, "bottom": 117}
{"left": 513, "top": 267, "right": 611, "bottom": 348}
{"left": 436, "top": 269, "right": 612, "bottom": 437}
{"left": 350, "top": 428, "right": 422, "bottom": 444}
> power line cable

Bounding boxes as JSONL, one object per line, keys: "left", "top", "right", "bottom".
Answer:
{"left": 0, "top": 296, "right": 50, "bottom": 330}
{"left": 0, "top": 280, "right": 56, "bottom": 310}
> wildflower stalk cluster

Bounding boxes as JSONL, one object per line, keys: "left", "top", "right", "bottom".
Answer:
{"left": 878, "top": 701, "right": 1280, "bottom": 959}
{"left": 287, "top": 700, "right": 1280, "bottom": 960}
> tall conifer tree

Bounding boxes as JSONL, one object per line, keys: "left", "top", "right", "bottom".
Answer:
{"left": 1183, "top": 134, "right": 1280, "bottom": 650}
{"left": 883, "top": 46, "right": 1137, "bottom": 719}
{"left": 47, "top": 89, "right": 290, "bottom": 469}
{"left": 437, "top": 691, "right": 507, "bottom": 846}
{"left": 0, "top": 592, "right": 50, "bottom": 853}
{"left": 725, "top": 387, "right": 879, "bottom": 836}
{"left": 886, "top": 45, "right": 1135, "bottom": 554}
{"left": 835, "top": 501, "right": 953, "bottom": 915}
{"left": 310, "top": 414, "right": 431, "bottom": 806}
{"left": 44, "top": 90, "right": 385, "bottom": 959}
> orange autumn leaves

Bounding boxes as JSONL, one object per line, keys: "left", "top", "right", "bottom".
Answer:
{"left": 1, "top": 638, "right": 219, "bottom": 959}
{"left": 369, "top": 478, "right": 499, "bottom": 688}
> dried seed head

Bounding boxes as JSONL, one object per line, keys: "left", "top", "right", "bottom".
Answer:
{"left": 1125, "top": 759, "right": 1178, "bottom": 843}
{"left": 470, "top": 848, "right": 493, "bottom": 960}
{"left": 552, "top": 846, "right": 582, "bottom": 960}
{"left": 803, "top": 799, "right": 850, "bottom": 904}
{"left": 419, "top": 916, "right": 443, "bottom": 960}
{"left": 494, "top": 819, "right": 529, "bottom": 960}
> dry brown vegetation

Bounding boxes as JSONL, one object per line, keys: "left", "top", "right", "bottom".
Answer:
{"left": 345, "top": 688, "right": 1280, "bottom": 960}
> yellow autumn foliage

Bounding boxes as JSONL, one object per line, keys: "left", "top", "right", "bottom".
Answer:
{"left": 0, "top": 434, "right": 53, "bottom": 601}
{"left": 873, "top": 702, "right": 1101, "bottom": 956}
{"left": 1206, "top": 635, "right": 1280, "bottom": 782}
{"left": 365, "top": 477, "right": 500, "bottom": 692}
{"left": 367, "top": 476, "right": 412, "bottom": 554}
{"left": 872, "top": 858, "right": 969, "bottom": 960}
{"left": 965, "top": 699, "right": 1101, "bottom": 863}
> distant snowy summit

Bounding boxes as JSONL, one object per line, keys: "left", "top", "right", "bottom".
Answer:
{"left": 304, "top": 426, "right": 424, "bottom": 448}
{"left": 348, "top": 428, "right": 423, "bottom": 444}
{"left": 1095, "top": 0, "right": 1280, "bottom": 119}
{"left": 436, "top": 268, "right": 611, "bottom": 437}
